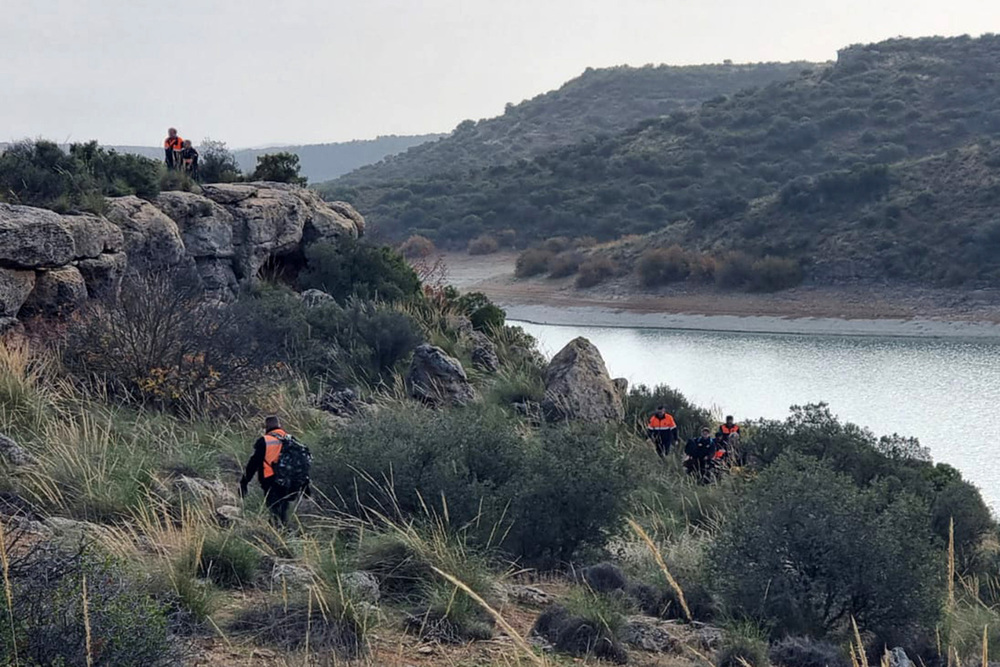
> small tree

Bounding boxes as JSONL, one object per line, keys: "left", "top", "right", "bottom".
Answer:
{"left": 198, "top": 139, "right": 242, "bottom": 183}
{"left": 251, "top": 151, "right": 307, "bottom": 185}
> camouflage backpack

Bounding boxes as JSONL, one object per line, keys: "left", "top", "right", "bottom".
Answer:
{"left": 273, "top": 434, "right": 312, "bottom": 491}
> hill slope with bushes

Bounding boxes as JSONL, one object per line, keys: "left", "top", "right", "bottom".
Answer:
{"left": 327, "top": 61, "right": 812, "bottom": 187}
{"left": 329, "top": 35, "right": 1000, "bottom": 287}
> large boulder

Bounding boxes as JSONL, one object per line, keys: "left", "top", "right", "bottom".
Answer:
{"left": 20, "top": 266, "right": 88, "bottom": 318}
{"left": 406, "top": 344, "right": 477, "bottom": 406}
{"left": 542, "top": 337, "right": 624, "bottom": 423}
{"left": 76, "top": 252, "right": 127, "bottom": 300}
{"left": 464, "top": 330, "right": 499, "bottom": 373}
{"left": 0, "top": 203, "right": 76, "bottom": 268}
{"left": 105, "top": 195, "right": 188, "bottom": 270}
{"left": 66, "top": 214, "right": 124, "bottom": 259}
{"left": 194, "top": 258, "right": 239, "bottom": 301}
{"left": 0, "top": 269, "right": 35, "bottom": 317}
{"left": 325, "top": 200, "right": 366, "bottom": 238}
{"left": 154, "top": 191, "right": 235, "bottom": 258}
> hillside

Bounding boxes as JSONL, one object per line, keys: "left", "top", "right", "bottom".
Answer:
{"left": 328, "top": 61, "right": 812, "bottom": 187}
{"left": 330, "top": 35, "right": 1000, "bottom": 287}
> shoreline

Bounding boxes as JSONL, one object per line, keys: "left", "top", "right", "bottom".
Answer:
{"left": 502, "top": 303, "right": 1000, "bottom": 340}
{"left": 438, "top": 252, "right": 1000, "bottom": 340}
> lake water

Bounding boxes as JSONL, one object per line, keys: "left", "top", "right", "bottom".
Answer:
{"left": 515, "top": 320, "right": 1000, "bottom": 510}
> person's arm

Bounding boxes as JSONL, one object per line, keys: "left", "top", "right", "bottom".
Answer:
{"left": 240, "top": 437, "right": 266, "bottom": 495}
{"left": 666, "top": 427, "right": 678, "bottom": 447}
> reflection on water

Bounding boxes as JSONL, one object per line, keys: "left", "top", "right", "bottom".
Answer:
{"left": 516, "top": 320, "right": 1000, "bottom": 510}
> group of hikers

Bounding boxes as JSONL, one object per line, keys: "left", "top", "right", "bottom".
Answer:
{"left": 163, "top": 127, "right": 199, "bottom": 178}
{"left": 647, "top": 408, "right": 742, "bottom": 483}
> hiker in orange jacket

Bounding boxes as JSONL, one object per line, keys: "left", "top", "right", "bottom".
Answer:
{"left": 647, "top": 406, "right": 678, "bottom": 458}
{"left": 164, "top": 127, "right": 184, "bottom": 170}
{"left": 239, "top": 416, "right": 310, "bottom": 523}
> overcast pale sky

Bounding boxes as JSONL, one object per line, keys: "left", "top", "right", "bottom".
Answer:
{"left": 2, "top": 0, "right": 999, "bottom": 147}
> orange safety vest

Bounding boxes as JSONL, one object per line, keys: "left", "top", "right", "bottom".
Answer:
{"left": 720, "top": 423, "right": 740, "bottom": 435}
{"left": 164, "top": 136, "right": 184, "bottom": 151}
{"left": 648, "top": 414, "right": 677, "bottom": 429}
{"left": 262, "top": 428, "right": 288, "bottom": 479}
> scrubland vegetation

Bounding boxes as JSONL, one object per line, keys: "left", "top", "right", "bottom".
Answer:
{"left": 0, "top": 233, "right": 996, "bottom": 666}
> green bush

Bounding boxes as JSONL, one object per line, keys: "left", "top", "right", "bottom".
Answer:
{"left": 576, "top": 256, "right": 617, "bottom": 288}
{"left": 299, "top": 239, "right": 422, "bottom": 304}
{"left": 198, "top": 139, "right": 242, "bottom": 183}
{"left": 314, "top": 405, "right": 635, "bottom": 565}
{"left": 769, "top": 636, "right": 850, "bottom": 667}
{"left": 454, "top": 291, "right": 505, "bottom": 331}
{"left": 467, "top": 234, "right": 500, "bottom": 255}
{"left": 711, "top": 453, "right": 943, "bottom": 640}
{"left": 623, "top": 384, "right": 713, "bottom": 441}
{"left": 532, "top": 588, "right": 631, "bottom": 664}
{"left": 749, "top": 256, "right": 804, "bottom": 292}
{"left": 637, "top": 245, "right": 691, "bottom": 286}
{"left": 0, "top": 139, "right": 160, "bottom": 213}
{"left": 515, "top": 248, "right": 555, "bottom": 278}
{"left": 250, "top": 151, "right": 307, "bottom": 185}
{"left": 717, "top": 623, "right": 771, "bottom": 667}
{"left": 0, "top": 545, "right": 175, "bottom": 666}
{"left": 229, "top": 597, "right": 365, "bottom": 657}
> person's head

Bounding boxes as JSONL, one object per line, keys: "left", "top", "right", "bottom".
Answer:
{"left": 182, "top": 139, "right": 192, "bottom": 148}
{"left": 264, "top": 415, "right": 281, "bottom": 432}
{"left": 701, "top": 427, "right": 711, "bottom": 437}
{"left": 655, "top": 405, "right": 666, "bottom": 416}
{"left": 167, "top": 127, "right": 178, "bottom": 138}
{"left": 725, "top": 415, "right": 734, "bottom": 425}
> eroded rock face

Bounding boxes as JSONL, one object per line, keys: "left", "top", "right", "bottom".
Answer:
{"left": 76, "top": 252, "right": 127, "bottom": 300}
{"left": 19, "top": 266, "right": 88, "bottom": 318}
{"left": 0, "top": 203, "right": 77, "bottom": 268}
{"left": 67, "top": 214, "right": 124, "bottom": 259}
{"left": 154, "top": 191, "right": 235, "bottom": 258}
{"left": 542, "top": 337, "right": 624, "bottom": 423}
{"left": 406, "top": 344, "right": 477, "bottom": 406}
{"left": 105, "top": 196, "right": 188, "bottom": 270}
{"left": 0, "top": 269, "right": 35, "bottom": 317}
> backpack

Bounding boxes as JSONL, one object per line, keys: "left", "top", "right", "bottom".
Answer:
{"left": 272, "top": 434, "right": 312, "bottom": 490}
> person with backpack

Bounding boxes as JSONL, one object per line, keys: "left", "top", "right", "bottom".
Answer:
{"left": 684, "top": 426, "right": 720, "bottom": 484}
{"left": 239, "top": 415, "right": 312, "bottom": 523}
{"left": 180, "top": 139, "right": 199, "bottom": 179}
{"left": 647, "top": 406, "right": 678, "bottom": 458}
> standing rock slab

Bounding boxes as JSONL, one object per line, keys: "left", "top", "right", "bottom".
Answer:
{"left": 76, "top": 252, "right": 127, "bottom": 300}
{"left": 67, "top": 214, "right": 124, "bottom": 259}
{"left": 20, "top": 266, "right": 88, "bottom": 318}
{"left": 406, "top": 344, "right": 477, "bottom": 406}
{"left": 0, "top": 269, "right": 35, "bottom": 317}
{"left": 465, "top": 330, "right": 500, "bottom": 372}
{"left": 542, "top": 337, "right": 624, "bottom": 423}
{"left": 155, "top": 191, "right": 235, "bottom": 258}
{"left": 0, "top": 203, "right": 77, "bottom": 268}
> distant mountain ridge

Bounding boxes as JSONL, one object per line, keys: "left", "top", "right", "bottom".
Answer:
{"left": 2, "top": 135, "right": 443, "bottom": 183}
{"left": 325, "top": 35, "right": 1000, "bottom": 288}
{"left": 329, "top": 61, "right": 814, "bottom": 186}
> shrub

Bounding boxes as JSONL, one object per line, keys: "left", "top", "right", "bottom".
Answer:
{"left": 198, "top": 139, "right": 241, "bottom": 183}
{"left": 715, "top": 250, "right": 755, "bottom": 289}
{"left": 229, "top": 598, "right": 364, "bottom": 657}
{"left": 0, "top": 139, "right": 160, "bottom": 213}
{"left": 0, "top": 543, "right": 175, "bottom": 666}
{"left": 624, "top": 383, "right": 713, "bottom": 440}
{"left": 541, "top": 236, "right": 573, "bottom": 253}
{"left": 399, "top": 234, "right": 437, "bottom": 259}
{"left": 637, "top": 245, "right": 691, "bottom": 286}
{"left": 250, "top": 151, "right": 307, "bottom": 185}
{"left": 574, "top": 236, "right": 599, "bottom": 249}
{"left": 548, "top": 251, "right": 583, "bottom": 278}
{"left": 717, "top": 623, "right": 771, "bottom": 667}
{"left": 769, "top": 636, "right": 850, "bottom": 667}
{"left": 197, "top": 531, "right": 262, "bottom": 589}
{"left": 515, "top": 248, "right": 555, "bottom": 278}
{"left": 749, "top": 256, "right": 803, "bottom": 292}
{"left": 467, "top": 234, "right": 500, "bottom": 255}
{"left": 576, "top": 256, "right": 617, "bottom": 288}
{"left": 299, "top": 239, "right": 422, "bottom": 304}
{"left": 711, "top": 453, "right": 943, "bottom": 640}
{"left": 532, "top": 589, "right": 631, "bottom": 664}
{"left": 455, "top": 291, "right": 505, "bottom": 331}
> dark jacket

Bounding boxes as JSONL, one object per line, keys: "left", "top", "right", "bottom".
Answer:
{"left": 685, "top": 435, "right": 718, "bottom": 460}
{"left": 241, "top": 434, "right": 271, "bottom": 488}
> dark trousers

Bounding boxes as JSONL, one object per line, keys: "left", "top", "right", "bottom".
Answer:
{"left": 650, "top": 431, "right": 676, "bottom": 458}
{"left": 261, "top": 479, "right": 296, "bottom": 524}
{"left": 165, "top": 149, "right": 176, "bottom": 170}
{"left": 684, "top": 457, "right": 716, "bottom": 484}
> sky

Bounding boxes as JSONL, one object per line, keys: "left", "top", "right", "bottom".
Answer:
{"left": 3, "top": 0, "right": 999, "bottom": 148}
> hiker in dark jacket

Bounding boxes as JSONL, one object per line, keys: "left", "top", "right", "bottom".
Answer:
{"left": 240, "top": 416, "right": 310, "bottom": 523}
{"left": 684, "top": 426, "right": 720, "bottom": 484}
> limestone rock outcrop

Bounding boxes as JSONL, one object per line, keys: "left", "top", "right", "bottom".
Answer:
{"left": 406, "top": 344, "right": 477, "bottom": 406}
{"left": 0, "top": 183, "right": 365, "bottom": 322}
{"left": 542, "top": 337, "right": 624, "bottom": 423}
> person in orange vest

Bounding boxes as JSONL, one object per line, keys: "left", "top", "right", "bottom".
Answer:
{"left": 684, "top": 426, "right": 721, "bottom": 483}
{"left": 239, "top": 415, "right": 310, "bottom": 523}
{"left": 647, "top": 406, "right": 678, "bottom": 458}
{"left": 163, "top": 127, "right": 184, "bottom": 170}
{"left": 716, "top": 415, "right": 741, "bottom": 463}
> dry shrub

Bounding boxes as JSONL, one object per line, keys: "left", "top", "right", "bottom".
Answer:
{"left": 576, "top": 257, "right": 617, "bottom": 288}
{"left": 399, "top": 234, "right": 436, "bottom": 259}
{"left": 548, "top": 251, "right": 583, "bottom": 278}
{"left": 541, "top": 236, "right": 573, "bottom": 253}
{"left": 714, "top": 250, "right": 755, "bottom": 289}
{"left": 749, "top": 256, "right": 804, "bottom": 292}
{"left": 515, "top": 249, "right": 555, "bottom": 278}
{"left": 467, "top": 235, "right": 500, "bottom": 255}
{"left": 637, "top": 245, "right": 691, "bottom": 287}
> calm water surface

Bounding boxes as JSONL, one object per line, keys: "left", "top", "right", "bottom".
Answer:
{"left": 515, "top": 321, "right": 1000, "bottom": 510}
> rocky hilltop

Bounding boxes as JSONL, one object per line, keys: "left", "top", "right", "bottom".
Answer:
{"left": 0, "top": 182, "right": 364, "bottom": 332}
